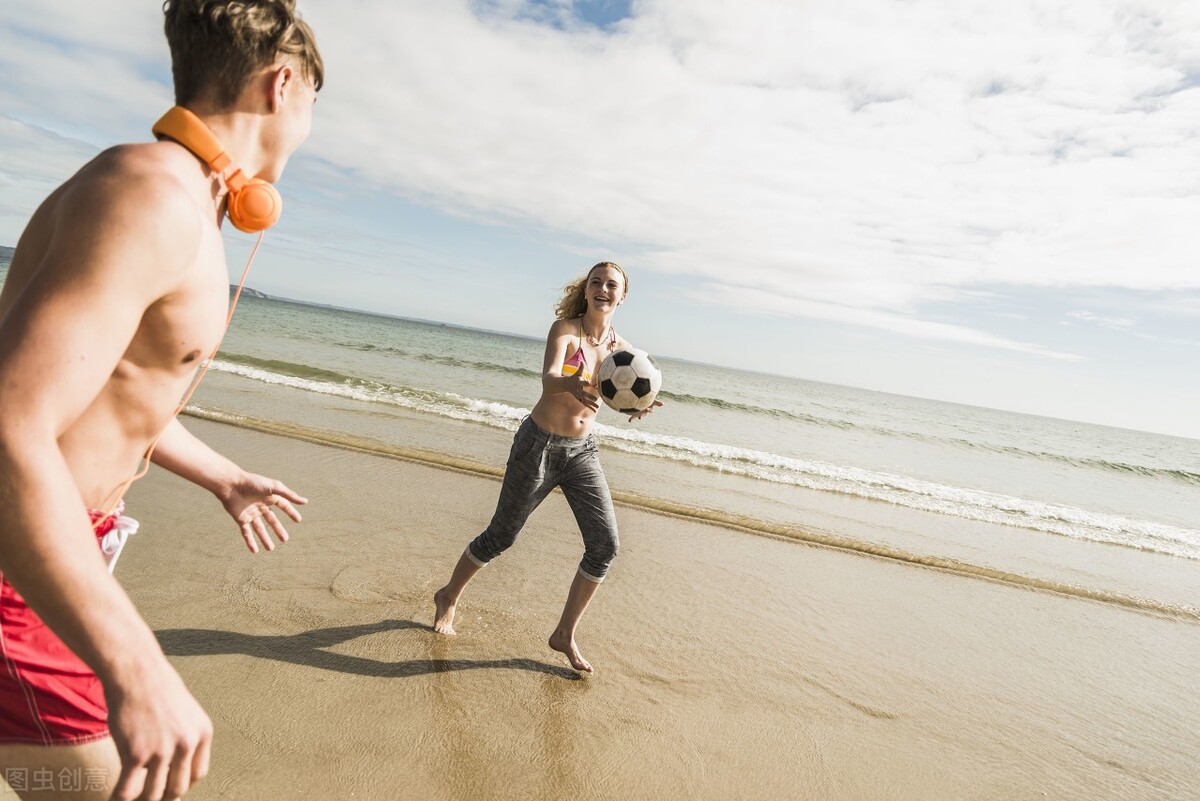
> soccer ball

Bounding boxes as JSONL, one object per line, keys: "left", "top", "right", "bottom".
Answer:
{"left": 597, "top": 348, "right": 662, "bottom": 413}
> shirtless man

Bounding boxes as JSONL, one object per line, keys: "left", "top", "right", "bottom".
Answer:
{"left": 0, "top": 2, "right": 322, "bottom": 799}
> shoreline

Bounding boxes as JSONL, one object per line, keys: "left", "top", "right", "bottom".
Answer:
{"left": 184, "top": 407, "right": 1200, "bottom": 622}
{"left": 53, "top": 414, "right": 1196, "bottom": 800}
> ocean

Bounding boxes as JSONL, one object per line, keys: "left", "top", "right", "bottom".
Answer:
{"left": 202, "top": 292, "right": 1200, "bottom": 615}
{"left": 2, "top": 250, "right": 1198, "bottom": 617}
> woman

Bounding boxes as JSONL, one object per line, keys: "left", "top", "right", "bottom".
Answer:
{"left": 433, "top": 261, "right": 660, "bottom": 673}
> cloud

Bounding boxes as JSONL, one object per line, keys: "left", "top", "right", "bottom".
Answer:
{"left": 301, "top": 0, "right": 1200, "bottom": 305}
{"left": 1148, "top": 291, "right": 1200, "bottom": 318}
{"left": 1066, "top": 310, "right": 1137, "bottom": 330}
{"left": 693, "top": 282, "right": 1083, "bottom": 361}
{"left": 0, "top": 116, "right": 101, "bottom": 234}
{"left": 1065, "top": 304, "right": 1200, "bottom": 346}
{"left": 3, "top": 0, "right": 1199, "bottom": 360}
{"left": 0, "top": 116, "right": 98, "bottom": 179}
{"left": 0, "top": 1, "right": 170, "bottom": 142}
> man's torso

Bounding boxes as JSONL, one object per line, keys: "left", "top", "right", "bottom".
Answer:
{"left": 0, "top": 143, "right": 232, "bottom": 506}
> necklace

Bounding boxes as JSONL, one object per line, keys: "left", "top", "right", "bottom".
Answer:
{"left": 583, "top": 324, "right": 609, "bottom": 347}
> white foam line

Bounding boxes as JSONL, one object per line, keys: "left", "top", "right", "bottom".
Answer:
{"left": 210, "top": 360, "right": 1200, "bottom": 559}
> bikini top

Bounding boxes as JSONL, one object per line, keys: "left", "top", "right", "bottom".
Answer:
{"left": 562, "top": 320, "right": 617, "bottom": 382}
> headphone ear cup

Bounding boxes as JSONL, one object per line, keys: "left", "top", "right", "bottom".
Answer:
{"left": 227, "top": 179, "right": 283, "bottom": 233}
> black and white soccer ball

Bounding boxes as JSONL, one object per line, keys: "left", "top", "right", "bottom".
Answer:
{"left": 597, "top": 347, "right": 662, "bottom": 413}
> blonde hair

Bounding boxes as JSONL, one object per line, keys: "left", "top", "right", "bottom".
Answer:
{"left": 163, "top": 0, "right": 324, "bottom": 108}
{"left": 554, "top": 262, "right": 629, "bottom": 321}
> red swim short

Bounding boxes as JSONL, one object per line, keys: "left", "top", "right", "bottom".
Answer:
{"left": 0, "top": 512, "right": 116, "bottom": 745}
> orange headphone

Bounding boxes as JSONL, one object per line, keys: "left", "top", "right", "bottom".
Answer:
{"left": 152, "top": 106, "right": 282, "bottom": 233}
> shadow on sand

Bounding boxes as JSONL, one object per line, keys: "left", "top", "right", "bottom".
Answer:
{"left": 156, "top": 618, "right": 581, "bottom": 680}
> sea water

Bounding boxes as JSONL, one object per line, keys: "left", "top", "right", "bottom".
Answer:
{"left": 193, "top": 293, "right": 1200, "bottom": 610}
{"left": 2, "top": 250, "right": 1198, "bottom": 615}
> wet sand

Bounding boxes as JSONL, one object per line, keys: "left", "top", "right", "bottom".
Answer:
{"left": 14, "top": 417, "right": 1199, "bottom": 800}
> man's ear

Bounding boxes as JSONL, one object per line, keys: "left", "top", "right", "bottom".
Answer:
{"left": 269, "top": 64, "right": 296, "bottom": 113}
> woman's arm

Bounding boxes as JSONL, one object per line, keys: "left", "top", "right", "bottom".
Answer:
{"left": 540, "top": 320, "right": 599, "bottom": 410}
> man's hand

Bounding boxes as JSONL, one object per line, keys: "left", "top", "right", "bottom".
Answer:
{"left": 106, "top": 660, "right": 213, "bottom": 801}
{"left": 218, "top": 472, "right": 307, "bottom": 553}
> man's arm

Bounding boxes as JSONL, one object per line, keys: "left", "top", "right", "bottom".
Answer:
{"left": 0, "top": 154, "right": 212, "bottom": 795}
{"left": 150, "top": 418, "right": 306, "bottom": 552}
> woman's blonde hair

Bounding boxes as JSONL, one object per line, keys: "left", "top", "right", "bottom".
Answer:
{"left": 554, "top": 262, "right": 629, "bottom": 321}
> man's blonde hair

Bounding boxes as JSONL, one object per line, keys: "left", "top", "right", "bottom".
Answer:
{"left": 163, "top": 0, "right": 324, "bottom": 108}
{"left": 554, "top": 262, "right": 629, "bottom": 321}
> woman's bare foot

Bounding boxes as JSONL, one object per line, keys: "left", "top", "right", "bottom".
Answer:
{"left": 433, "top": 587, "right": 458, "bottom": 635}
{"left": 548, "top": 629, "right": 593, "bottom": 673}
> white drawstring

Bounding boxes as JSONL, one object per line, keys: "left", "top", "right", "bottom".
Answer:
{"left": 98, "top": 502, "right": 140, "bottom": 574}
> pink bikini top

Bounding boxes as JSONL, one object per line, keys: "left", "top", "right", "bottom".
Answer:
{"left": 561, "top": 320, "right": 616, "bottom": 382}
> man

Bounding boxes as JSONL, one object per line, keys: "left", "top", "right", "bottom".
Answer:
{"left": 0, "top": 2, "right": 323, "bottom": 798}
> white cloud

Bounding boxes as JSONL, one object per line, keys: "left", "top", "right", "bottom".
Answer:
{"left": 3, "top": 0, "right": 163, "bottom": 56}
{"left": 1065, "top": 305, "right": 1200, "bottom": 346}
{"left": 0, "top": 116, "right": 100, "bottom": 234}
{"left": 0, "top": 1, "right": 169, "bottom": 142}
{"left": 694, "top": 282, "right": 1083, "bottom": 361}
{"left": 1067, "top": 310, "right": 1137, "bottom": 329}
{"left": 301, "top": 0, "right": 1200, "bottom": 305}
{"left": 4, "top": 0, "right": 1200, "bottom": 359}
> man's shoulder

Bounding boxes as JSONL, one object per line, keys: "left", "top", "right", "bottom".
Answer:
{"left": 40, "top": 143, "right": 210, "bottom": 285}
{"left": 76, "top": 142, "right": 199, "bottom": 201}
{"left": 59, "top": 143, "right": 208, "bottom": 237}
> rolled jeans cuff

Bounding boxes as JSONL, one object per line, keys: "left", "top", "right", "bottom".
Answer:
{"left": 577, "top": 566, "right": 605, "bottom": 584}
{"left": 465, "top": 545, "right": 490, "bottom": 568}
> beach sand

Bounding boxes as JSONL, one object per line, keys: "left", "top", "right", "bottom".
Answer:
{"left": 6, "top": 417, "right": 1197, "bottom": 800}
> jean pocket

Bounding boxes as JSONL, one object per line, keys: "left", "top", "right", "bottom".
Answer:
{"left": 508, "top": 421, "right": 540, "bottom": 465}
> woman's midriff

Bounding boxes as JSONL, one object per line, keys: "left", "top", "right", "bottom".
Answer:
{"left": 530, "top": 396, "right": 597, "bottom": 439}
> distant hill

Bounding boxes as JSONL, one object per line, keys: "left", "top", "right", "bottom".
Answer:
{"left": 3, "top": 247, "right": 267, "bottom": 303}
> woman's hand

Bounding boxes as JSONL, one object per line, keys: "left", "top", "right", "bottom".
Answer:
{"left": 569, "top": 374, "right": 601, "bottom": 411}
{"left": 628, "top": 399, "right": 664, "bottom": 422}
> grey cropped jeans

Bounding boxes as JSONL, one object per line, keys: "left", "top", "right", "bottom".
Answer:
{"left": 467, "top": 416, "right": 619, "bottom": 582}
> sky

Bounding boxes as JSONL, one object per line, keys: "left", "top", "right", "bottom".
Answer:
{"left": 1, "top": 0, "right": 1199, "bottom": 439}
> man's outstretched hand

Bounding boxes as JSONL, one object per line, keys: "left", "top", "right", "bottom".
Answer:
{"left": 218, "top": 472, "right": 307, "bottom": 553}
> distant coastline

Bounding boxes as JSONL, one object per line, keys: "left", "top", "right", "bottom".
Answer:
{"left": 3, "top": 243, "right": 268, "bottom": 300}
{"left": 261, "top": 292, "right": 544, "bottom": 344}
